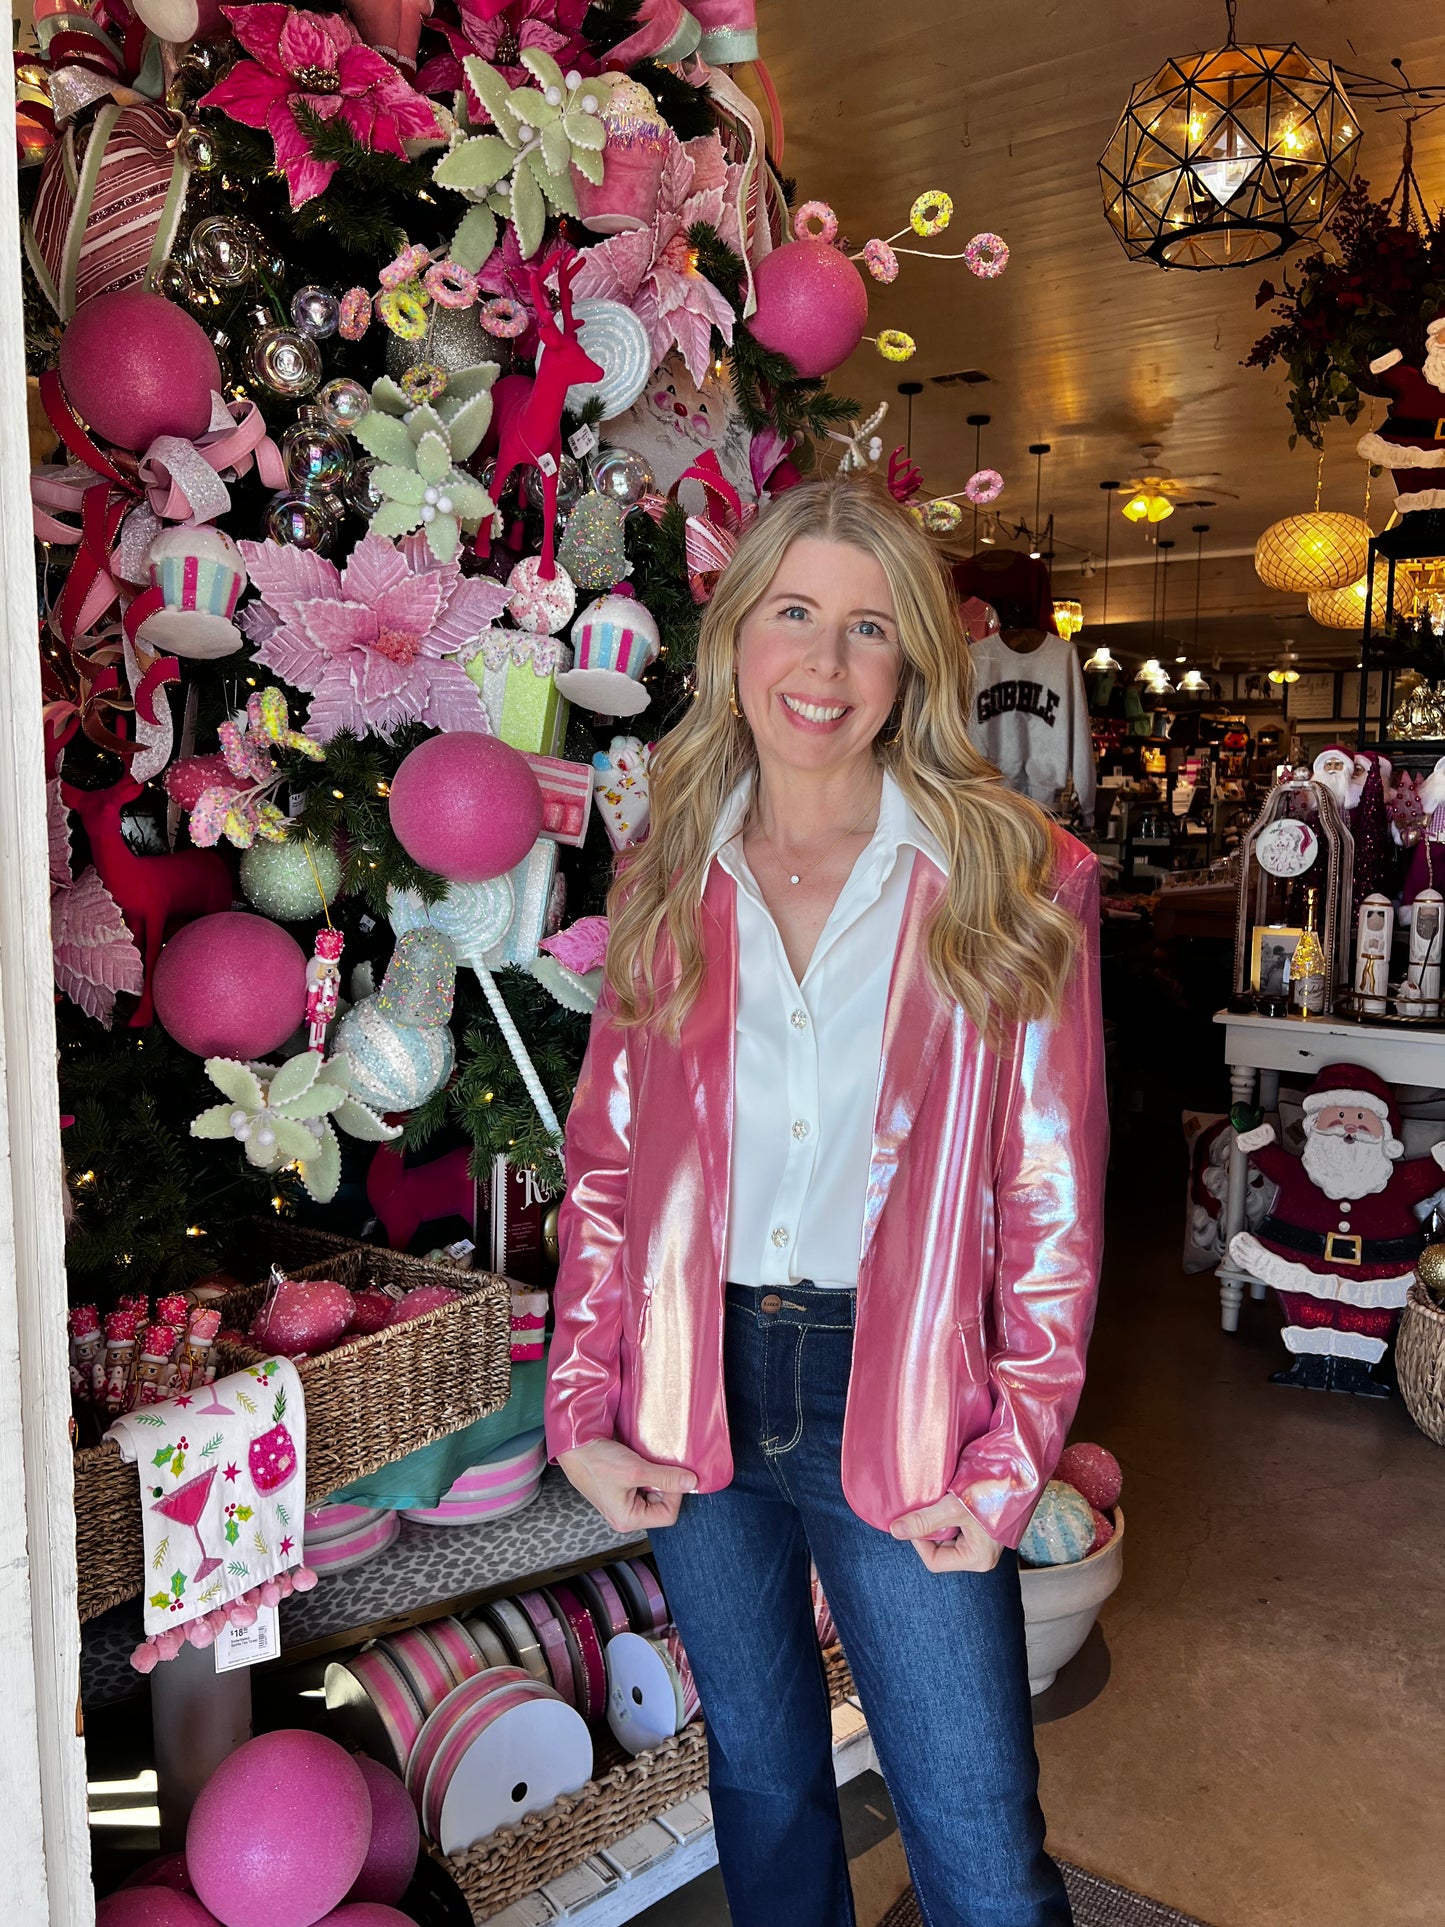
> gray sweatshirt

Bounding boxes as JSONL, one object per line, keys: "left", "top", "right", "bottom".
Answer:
{"left": 965, "top": 631, "right": 1096, "bottom": 827}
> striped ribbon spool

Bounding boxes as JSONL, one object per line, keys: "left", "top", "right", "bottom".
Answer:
{"left": 619, "top": 1555, "right": 669, "bottom": 1635}
{"left": 385, "top": 1625, "right": 455, "bottom": 1714}
{"left": 343, "top": 1646, "right": 426, "bottom": 1775}
{"left": 305, "top": 1508, "right": 399, "bottom": 1573}
{"left": 664, "top": 1626, "right": 701, "bottom": 1725}
{"left": 573, "top": 1566, "right": 631, "bottom": 1642}
{"left": 425, "top": 1615, "right": 488, "bottom": 1685}
{"left": 460, "top": 1613, "right": 514, "bottom": 1671}
{"left": 405, "top": 1666, "right": 534, "bottom": 1810}
{"left": 303, "top": 1501, "right": 383, "bottom": 1544}
{"left": 401, "top": 1475, "right": 543, "bottom": 1528}
{"left": 423, "top": 1680, "right": 561, "bottom": 1845}
{"left": 479, "top": 1597, "right": 550, "bottom": 1683}
{"left": 546, "top": 1582, "right": 608, "bottom": 1724}
{"left": 513, "top": 1590, "right": 576, "bottom": 1707}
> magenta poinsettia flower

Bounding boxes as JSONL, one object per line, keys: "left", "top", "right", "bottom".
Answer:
{"left": 417, "top": 0, "right": 592, "bottom": 97}
{"left": 201, "top": 5, "right": 441, "bottom": 210}
{"left": 237, "top": 532, "right": 508, "bottom": 741}
{"left": 571, "top": 132, "right": 744, "bottom": 384}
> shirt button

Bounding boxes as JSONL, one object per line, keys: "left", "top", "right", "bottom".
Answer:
{"left": 1338, "top": 1220, "right": 1352, "bottom": 1233}
{"left": 792, "top": 1119, "right": 811, "bottom": 1140}
{"left": 771, "top": 1226, "right": 790, "bottom": 1248}
{"left": 789, "top": 1008, "right": 808, "bottom": 1031}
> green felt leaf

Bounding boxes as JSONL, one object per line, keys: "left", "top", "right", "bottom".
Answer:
{"left": 450, "top": 203, "right": 498, "bottom": 274}
{"left": 511, "top": 160, "right": 546, "bottom": 258}
{"left": 427, "top": 512, "right": 462, "bottom": 565}
{"left": 514, "top": 89, "right": 560, "bottom": 132}
{"left": 445, "top": 392, "right": 493, "bottom": 462}
{"left": 299, "top": 1123, "right": 341, "bottom": 1204}
{"left": 415, "top": 430, "right": 452, "bottom": 486}
{"left": 354, "top": 411, "right": 414, "bottom": 466}
{"left": 446, "top": 472, "right": 492, "bottom": 523}
{"left": 369, "top": 500, "right": 425, "bottom": 539}
{"left": 266, "top": 1051, "right": 321, "bottom": 1108}
{"left": 190, "top": 1103, "right": 240, "bottom": 1141}
{"left": 461, "top": 57, "right": 517, "bottom": 132}
{"left": 370, "top": 375, "right": 411, "bottom": 416}
{"left": 406, "top": 402, "right": 448, "bottom": 444}
{"left": 204, "top": 1059, "right": 264, "bottom": 1108}
{"left": 446, "top": 363, "right": 500, "bottom": 404}
{"left": 539, "top": 118, "right": 569, "bottom": 179}
{"left": 373, "top": 463, "right": 427, "bottom": 505}
{"left": 564, "top": 108, "right": 606, "bottom": 153}
{"left": 570, "top": 141, "right": 604, "bottom": 188}
{"left": 243, "top": 1133, "right": 285, "bottom": 1170}
{"left": 333, "top": 1095, "right": 403, "bottom": 1143}
{"left": 486, "top": 186, "right": 513, "bottom": 218}
{"left": 519, "top": 47, "right": 565, "bottom": 97}
{"left": 269, "top": 1117, "right": 318, "bottom": 1164}
{"left": 272, "top": 1081, "right": 346, "bottom": 1121}
{"left": 531, "top": 153, "right": 577, "bottom": 217}
{"left": 434, "top": 133, "right": 517, "bottom": 195}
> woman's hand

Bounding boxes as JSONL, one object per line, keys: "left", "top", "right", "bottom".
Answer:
{"left": 557, "top": 1439, "right": 698, "bottom": 1533}
{"left": 889, "top": 1494, "right": 1004, "bottom": 1573}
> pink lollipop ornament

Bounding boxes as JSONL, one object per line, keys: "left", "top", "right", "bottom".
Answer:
{"left": 187, "top": 1731, "right": 371, "bottom": 1927}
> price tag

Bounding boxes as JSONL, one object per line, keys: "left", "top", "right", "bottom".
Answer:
{"left": 214, "top": 1602, "right": 281, "bottom": 1673}
{"left": 287, "top": 789, "right": 307, "bottom": 818}
{"left": 568, "top": 424, "right": 598, "bottom": 459}
{"left": 536, "top": 451, "right": 558, "bottom": 477}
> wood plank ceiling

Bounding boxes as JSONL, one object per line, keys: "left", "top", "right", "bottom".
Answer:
{"left": 754, "top": 0, "right": 1445, "bottom": 669}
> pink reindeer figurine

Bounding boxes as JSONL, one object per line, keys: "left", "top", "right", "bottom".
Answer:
{"left": 367, "top": 1142, "right": 477, "bottom": 1252}
{"left": 59, "top": 769, "right": 232, "bottom": 1026}
{"left": 480, "top": 253, "right": 603, "bottom": 580}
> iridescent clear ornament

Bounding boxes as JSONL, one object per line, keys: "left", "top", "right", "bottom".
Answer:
{"left": 187, "top": 214, "right": 256, "bottom": 289}
{"left": 157, "top": 258, "right": 196, "bottom": 306}
{"left": 317, "top": 378, "right": 370, "bottom": 434}
{"left": 281, "top": 409, "right": 351, "bottom": 492}
{"left": 592, "top": 447, "right": 654, "bottom": 508}
{"left": 556, "top": 454, "right": 585, "bottom": 510}
{"left": 177, "top": 124, "right": 218, "bottom": 172}
{"left": 248, "top": 326, "right": 322, "bottom": 398}
{"left": 265, "top": 490, "right": 338, "bottom": 551}
{"left": 290, "top": 284, "right": 341, "bottom": 339}
{"left": 343, "top": 457, "right": 382, "bottom": 516}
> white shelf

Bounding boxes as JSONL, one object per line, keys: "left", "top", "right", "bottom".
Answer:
{"left": 486, "top": 1703, "right": 877, "bottom": 1926}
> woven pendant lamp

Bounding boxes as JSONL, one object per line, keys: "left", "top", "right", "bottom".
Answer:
{"left": 1255, "top": 456, "right": 1371, "bottom": 593}
{"left": 1308, "top": 567, "right": 1408, "bottom": 630}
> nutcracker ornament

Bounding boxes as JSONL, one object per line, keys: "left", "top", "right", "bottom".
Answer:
{"left": 306, "top": 927, "right": 346, "bottom": 1053}
{"left": 1230, "top": 1064, "right": 1445, "bottom": 1395}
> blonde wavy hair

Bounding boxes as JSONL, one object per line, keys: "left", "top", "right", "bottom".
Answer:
{"left": 605, "top": 473, "right": 1082, "bottom": 1038}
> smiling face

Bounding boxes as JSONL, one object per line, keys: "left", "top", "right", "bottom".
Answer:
{"left": 733, "top": 536, "right": 903, "bottom": 779}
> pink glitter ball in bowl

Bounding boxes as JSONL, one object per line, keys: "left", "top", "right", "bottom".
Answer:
{"left": 1055, "top": 1442, "right": 1122, "bottom": 1512}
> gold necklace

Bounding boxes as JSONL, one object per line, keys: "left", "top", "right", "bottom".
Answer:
{"left": 753, "top": 792, "right": 880, "bottom": 886}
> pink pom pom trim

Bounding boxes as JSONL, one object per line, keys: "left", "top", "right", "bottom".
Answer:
{"left": 130, "top": 1640, "right": 161, "bottom": 1674}
{"left": 793, "top": 200, "right": 838, "bottom": 244}
{"left": 292, "top": 1564, "right": 319, "bottom": 1593}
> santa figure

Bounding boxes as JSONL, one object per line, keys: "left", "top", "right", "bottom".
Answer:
{"left": 1358, "top": 318, "right": 1445, "bottom": 515}
{"left": 1230, "top": 1063, "right": 1445, "bottom": 1396}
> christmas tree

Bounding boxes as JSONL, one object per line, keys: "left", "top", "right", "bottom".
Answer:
{"left": 20, "top": 0, "right": 886, "bottom": 1304}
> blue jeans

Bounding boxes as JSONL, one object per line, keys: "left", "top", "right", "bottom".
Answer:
{"left": 648, "top": 1282, "right": 1071, "bottom": 1927}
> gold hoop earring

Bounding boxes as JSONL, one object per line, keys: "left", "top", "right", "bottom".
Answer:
{"left": 877, "top": 701, "right": 903, "bottom": 747}
{"left": 729, "top": 675, "right": 743, "bottom": 719}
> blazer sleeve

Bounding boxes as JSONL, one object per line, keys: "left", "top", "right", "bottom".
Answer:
{"left": 544, "top": 979, "right": 633, "bottom": 1461}
{"left": 948, "top": 848, "right": 1108, "bottom": 1548}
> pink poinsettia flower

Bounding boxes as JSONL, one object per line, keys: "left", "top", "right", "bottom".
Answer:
{"left": 416, "top": 0, "right": 591, "bottom": 97}
{"left": 468, "top": 225, "right": 577, "bottom": 359}
{"left": 571, "top": 132, "right": 744, "bottom": 384}
{"left": 201, "top": 5, "right": 441, "bottom": 210}
{"left": 237, "top": 532, "right": 508, "bottom": 741}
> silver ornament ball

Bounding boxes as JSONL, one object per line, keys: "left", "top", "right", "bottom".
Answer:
{"left": 318, "top": 378, "right": 370, "bottom": 434}
{"left": 593, "top": 447, "right": 654, "bottom": 508}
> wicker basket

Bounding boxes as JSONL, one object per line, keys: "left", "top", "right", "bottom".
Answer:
{"left": 73, "top": 1243, "right": 511, "bottom": 1622}
{"left": 212, "top": 1247, "right": 512, "bottom": 1504}
{"left": 1397, "top": 1282, "right": 1445, "bottom": 1446}
{"left": 443, "top": 1643, "right": 857, "bottom": 1920}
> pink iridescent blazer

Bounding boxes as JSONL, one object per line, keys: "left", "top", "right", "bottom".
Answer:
{"left": 544, "top": 830, "right": 1106, "bottom": 1547}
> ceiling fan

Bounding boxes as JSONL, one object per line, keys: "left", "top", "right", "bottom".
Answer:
{"left": 1117, "top": 445, "right": 1237, "bottom": 523}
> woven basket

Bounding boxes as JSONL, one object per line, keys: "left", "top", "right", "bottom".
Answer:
{"left": 73, "top": 1242, "right": 510, "bottom": 1621}
{"left": 443, "top": 1643, "right": 857, "bottom": 1920}
{"left": 212, "top": 1247, "right": 512, "bottom": 1503}
{"left": 1397, "top": 1282, "right": 1445, "bottom": 1446}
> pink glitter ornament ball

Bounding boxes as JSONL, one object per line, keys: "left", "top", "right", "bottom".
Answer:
{"left": 1055, "top": 1442, "right": 1123, "bottom": 1512}
{"left": 315, "top": 1908, "right": 415, "bottom": 1925}
{"left": 388, "top": 734, "right": 543, "bottom": 883}
{"left": 59, "top": 290, "right": 222, "bottom": 452}
{"left": 746, "top": 240, "right": 869, "bottom": 379}
{"left": 97, "top": 1891, "right": 221, "bottom": 1927}
{"left": 1088, "top": 1506, "right": 1115, "bottom": 1554}
{"left": 153, "top": 913, "right": 308, "bottom": 1060}
{"left": 119, "top": 1856, "right": 194, "bottom": 1895}
{"left": 387, "top": 1282, "right": 460, "bottom": 1324}
{"left": 249, "top": 1278, "right": 355, "bottom": 1357}
{"left": 187, "top": 1731, "right": 371, "bottom": 1927}
{"left": 344, "top": 1759, "right": 420, "bottom": 1906}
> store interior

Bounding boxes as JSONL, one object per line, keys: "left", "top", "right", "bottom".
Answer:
{"left": 10, "top": 1, "right": 1445, "bottom": 1924}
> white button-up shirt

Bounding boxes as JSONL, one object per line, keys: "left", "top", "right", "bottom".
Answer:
{"left": 706, "top": 770, "right": 948, "bottom": 1290}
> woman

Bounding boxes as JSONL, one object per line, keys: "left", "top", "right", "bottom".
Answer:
{"left": 546, "top": 475, "right": 1106, "bottom": 1927}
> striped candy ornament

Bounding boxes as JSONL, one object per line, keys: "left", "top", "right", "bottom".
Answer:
{"left": 26, "top": 101, "right": 190, "bottom": 321}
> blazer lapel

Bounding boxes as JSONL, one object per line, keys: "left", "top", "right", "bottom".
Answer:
{"left": 861, "top": 856, "right": 953, "bottom": 1262}
{"left": 679, "top": 862, "right": 738, "bottom": 1270}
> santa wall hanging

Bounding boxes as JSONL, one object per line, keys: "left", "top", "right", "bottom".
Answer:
{"left": 1230, "top": 1063, "right": 1445, "bottom": 1396}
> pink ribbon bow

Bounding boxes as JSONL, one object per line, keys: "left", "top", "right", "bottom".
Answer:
{"left": 674, "top": 449, "right": 757, "bottom": 603}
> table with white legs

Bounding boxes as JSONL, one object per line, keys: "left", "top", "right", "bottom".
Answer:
{"left": 1212, "top": 1010, "right": 1445, "bottom": 1331}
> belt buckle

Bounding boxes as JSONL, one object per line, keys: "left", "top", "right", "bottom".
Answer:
{"left": 1324, "top": 1231, "right": 1362, "bottom": 1265}
{"left": 1436, "top": 418, "right": 1445, "bottom": 438}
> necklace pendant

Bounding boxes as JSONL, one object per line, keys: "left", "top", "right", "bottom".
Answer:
{"left": 789, "top": 874, "right": 800, "bottom": 885}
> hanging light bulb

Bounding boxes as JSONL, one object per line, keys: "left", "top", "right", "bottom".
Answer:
{"left": 980, "top": 514, "right": 997, "bottom": 546}
{"left": 1179, "top": 667, "right": 1209, "bottom": 692}
{"left": 1028, "top": 443, "right": 1050, "bottom": 562}
{"left": 1134, "top": 657, "right": 1165, "bottom": 682}
{"left": 1122, "top": 487, "right": 1175, "bottom": 524}
{"left": 1084, "top": 642, "right": 1121, "bottom": 672}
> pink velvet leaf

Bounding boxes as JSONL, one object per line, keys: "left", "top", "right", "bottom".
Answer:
{"left": 53, "top": 867, "right": 144, "bottom": 1026}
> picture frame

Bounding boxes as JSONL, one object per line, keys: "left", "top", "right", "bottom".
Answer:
{"left": 1250, "top": 924, "right": 1304, "bottom": 995}
{"left": 1340, "top": 670, "right": 1385, "bottom": 726}
{"left": 1284, "top": 672, "right": 1337, "bottom": 721}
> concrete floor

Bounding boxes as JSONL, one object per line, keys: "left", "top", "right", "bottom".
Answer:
{"left": 641, "top": 1123, "right": 1445, "bottom": 1927}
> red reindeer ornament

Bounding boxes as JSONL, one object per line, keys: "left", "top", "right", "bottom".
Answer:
{"left": 60, "top": 770, "right": 231, "bottom": 1026}
{"left": 480, "top": 254, "right": 603, "bottom": 580}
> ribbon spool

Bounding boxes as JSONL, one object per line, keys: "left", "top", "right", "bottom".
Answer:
{"left": 405, "top": 1665, "right": 534, "bottom": 1808}
{"left": 324, "top": 1644, "right": 424, "bottom": 1777}
{"left": 429, "top": 1688, "right": 592, "bottom": 1853}
{"left": 304, "top": 1507, "right": 400, "bottom": 1573}
{"left": 605, "top": 1631, "right": 692, "bottom": 1755}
